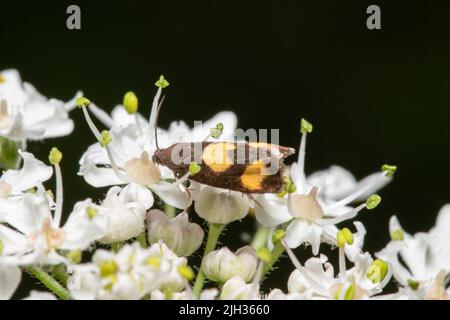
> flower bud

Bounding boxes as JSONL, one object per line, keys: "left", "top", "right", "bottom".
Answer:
{"left": 194, "top": 186, "right": 250, "bottom": 224}
{"left": 98, "top": 187, "right": 146, "bottom": 244}
{"left": 272, "top": 229, "right": 285, "bottom": 244}
{"left": 178, "top": 265, "right": 195, "bottom": 281}
{"left": 381, "top": 164, "right": 397, "bottom": 177}
{"left": 123, "top": 91, "right": 138, "bottom": 114}
{"left": 367, "top": 259, "right": 388, "bottom": 284}
{"left": 99, "top": 130, "right": 112, "bottom": 147}
{"left": 300, "top": 118, "right": 313, "bottom": 134}
{"left": 203, "top": 246, "right": 257, "bottom": 283}
{"left": 189, "top": 162, "right": 201, "bottom": 176}
{"left": 366, "top": 194, "right": 381, "bottom": 210}
{"left": 49, "top": 147, "right": 62, "bottom": 165}
{"left": 146, "top": 209, "right": 204, "bottom": 256}
{"left": 75, "top": 96, "right": 91, "bottom": 108}
{"left": 220, "top": 276, "right": 253, "bottom": 300}
{"left": 155, "top": 75, "right": 169, "bottom": 88}
{"left": 337, "top": 228, "right": 354, "bottom": 248}
{"left": 210, "top": 123, "right": 224, "bottom": 139}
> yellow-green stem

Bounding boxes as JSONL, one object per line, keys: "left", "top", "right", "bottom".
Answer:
{"left": 192, "top": 223, "right": 224, "bottom": 298}
{"left": 27, "top": 265, "right": 71, "bottom": 300}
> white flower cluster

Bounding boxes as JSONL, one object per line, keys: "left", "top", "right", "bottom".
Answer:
{"left": 0, "top": 70, "right": 448, "bottom": 300}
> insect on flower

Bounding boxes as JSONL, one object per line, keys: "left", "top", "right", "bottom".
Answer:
{"left": 152, "top": 103, "right": 295, "bottom": 194}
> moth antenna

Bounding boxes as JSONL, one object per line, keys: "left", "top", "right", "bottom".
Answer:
{"left": 154, "top": 95, "right": 166, "bottom": 150}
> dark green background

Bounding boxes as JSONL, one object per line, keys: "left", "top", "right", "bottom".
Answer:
{"left": 2, "top": 1, "right": 450, "bottom": 297}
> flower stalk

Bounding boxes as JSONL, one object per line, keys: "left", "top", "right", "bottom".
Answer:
{"left": 27, "top": 265, "right": 71, "bottom": 300}
{"left": 192, "top": 223, "right": 224, "bottom": 298}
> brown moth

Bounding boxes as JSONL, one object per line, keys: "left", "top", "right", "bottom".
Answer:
{"left": 153, "top": 141, "right": 294, "bottom": 194}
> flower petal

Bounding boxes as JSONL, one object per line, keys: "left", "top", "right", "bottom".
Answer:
{"left": 254, "top": 194, "right": 292, "bottom": 227}
{"left": 1, "top": 151, "right": 53, "bottom": 193}
{"left": 0, "top": 264, "right": 21, "bottom": 300}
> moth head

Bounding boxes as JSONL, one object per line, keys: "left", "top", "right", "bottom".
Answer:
{"left": 152, "top": 148, "right": 165, "bottom": 165}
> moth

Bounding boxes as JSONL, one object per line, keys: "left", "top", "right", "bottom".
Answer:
{"left": 153, "top": 141, "right": 294, "bottom": 194}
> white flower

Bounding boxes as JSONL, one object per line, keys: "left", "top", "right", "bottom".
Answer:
{"left": 305, "top": 165, "right": 391, "bottom": 204}
{"left": 203, "top": 246, "right": 258, "bottom": 283}
{"left": 0, "top": 150, "right": 52, "bottom": 200}
{"left": 255, "top": 120, "right": 389, "bottom": 254}
{"left": 0, "top": 263, "right": 21, "bottom": 300}
{"left": 79, "top": 83, "right": 237, "bottom": 210}
{"left": 0, "top": 190, "right": 106, "bottom": 265}
{"left": 376, "top": 206, "right": 450, "bottom": 300}
{"left": 78, "top": 130, "right": 192, "bottom": 209}
{"left": 68, "top": 242, "right": 188, "bottom": 300}
{"left": 96, "top": 186, "right": 147, "bottom": 244}
{"left": 147, "top": 209, "right": 204, "bottom": 256}
{"left": 220, "top": 276, "right": 255, "bottom": 300}
{"left": 0, "top": 69, "right": 79, "bottom": 141}
{"left": 283, "top": 249, "right": 392, "bottom": 300}
{"left": 194, "top": 186, "right": 250, "bottom": 224}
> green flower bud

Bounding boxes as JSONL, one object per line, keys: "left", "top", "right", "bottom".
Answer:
{"left": 123, "top": 91, "right": 138, "bottom": 114}
{"left": 210, "top": 123, "right": 224, "bottom": 139}
{"left": 178, "top": 265, "right": 195, "bottom": 281}
{"left": 99, "top": 260, "right": 118, "bottom": 278}
{"left": 189, "top": 162, "right": 201, "bottom": 176}
{"left": 256, "top": 247, "right": 272, "bottom": 263}
{"left": 49, "top": 147, "right": 63, "bottom": 165}
{"left": 300, "top": 118, "right": 313, "bottom": 134}
{"left": 337, "top": 228, "right": 353, "bottom": 248}
{"left": 381, "top": 164, "right": 397, "bottom": 177}
{"left": 155, "top": 75, "right": 169, "bottom": 88}
{"left": 75, "top": 96, "right": 91, "bottom": 108}
{"left": 367, "top": 259, "right": 388, "bottom": 283}
{"left": 99, "top": 130, "right": 112, "bottom": 147}
{"left": 272, "top": 229, "right": 285, "bottom": 244}
{"left": 277, "top": 177, "right": 297, "bottom": 197}
{"left": 366, "top": 194, "right": 381, "bottom": 210}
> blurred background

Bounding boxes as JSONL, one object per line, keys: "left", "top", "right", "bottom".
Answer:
{"left": 2, "top": 0, "right": 450, "bottom": 297}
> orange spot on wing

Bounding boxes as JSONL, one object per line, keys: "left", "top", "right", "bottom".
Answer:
{"left": 240, "top": 160, "right": 269, "bottom": 191}
{"left": 202, "top": 143, "right": 236, "bottom": 173}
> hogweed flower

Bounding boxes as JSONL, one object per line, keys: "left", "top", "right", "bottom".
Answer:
{"left": 194, "top": 186, "right": 250, "bottom": 224}
{"left": 0, "top": 69, "right": 78, "bottom": 142}
{"left": 255, "top": 117, "right": 392, "bottom": 255}
{"left": 146, "top": 209, "right": 204, "bottom": 256}
{"left": 96, "top": 186, "right": 147, "bottom": 244}
{"left": 203, "top": 246, "right": 258, "bottom": 283}
{"left": 68, "top": 242, "right": 188, "bottom": 300}
{"left": 376, "top": 205, "right": 450, "bottom": 299}
{"left": 77, "top": 94, "right": 192, "bottom": 210}
{"left": 220, "top": 276, "right": 255, "bottom": 300}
